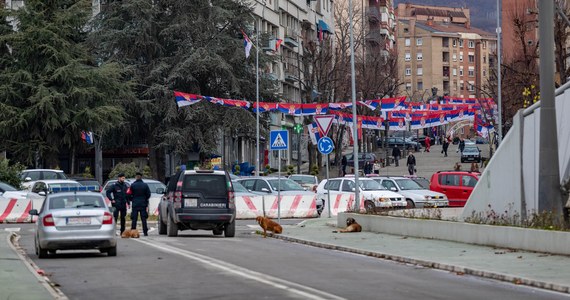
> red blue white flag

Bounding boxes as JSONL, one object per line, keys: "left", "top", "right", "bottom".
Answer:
{"left": 174, "top": 91, "right": 202, "bottom": 108}
{"left": 301, "top": 103, "right": 328, "bottom": 115}
{"left": 277, "top": 103, "right": 302, "bottom": 116}
{"left": 252, "top": 102, "right": 278, "bottom": 113}
{"left": 242, "top": 30, "right": 253, "bottom": 58}
{"left": 328, "top": 102, "right": 353, "bottom": 110}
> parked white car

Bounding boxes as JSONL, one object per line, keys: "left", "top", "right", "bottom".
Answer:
{"left": 315, "top": 177, "right": 407, "bottom": 212}
{"left": 372, "top": 176, "right": 449, "bottom": 208}
{"left": 21, "top": 169, "right": 68, "bottom": 190}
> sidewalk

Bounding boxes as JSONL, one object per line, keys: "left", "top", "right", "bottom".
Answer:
{"left": 271, "top": 218, "right": 570, "bottom": 294}
{"left": 0, "top": 231, "right": 62, "bottom": 300}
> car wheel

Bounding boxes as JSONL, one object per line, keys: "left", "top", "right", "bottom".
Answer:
{"left": 167, "top": 211, "right": 178, "bottom": 237}
{"left": 158, "top": 209, "right": 167, "bottom": 235}
{"left": 406, "top": 200, "right": 415, "bottom": 209}
{"left": 107, "top": 246, "right": 117, "bottom": 257}
{"left": 213, "top": 228, "right": 223, "bottom": 236}
{"left": 37, "top": 243, "right": 48, "bottom": 259}
{"left": 224, "top": 220, "right": 236, "bottom": 238}
{"left": 364, "top": 200, "right": 375, "bottom": 214}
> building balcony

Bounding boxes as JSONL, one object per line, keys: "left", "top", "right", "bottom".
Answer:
{"left": 284, "top": 27, "right": 299, "bottom": 48}
{"left": 366, "top": 28, "right": 389, "bottom": 44}
{"left": 367, "top": 7, "right": 380, "bottom": 23}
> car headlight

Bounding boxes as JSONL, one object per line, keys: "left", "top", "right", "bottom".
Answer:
{"left": 379, "top": 197, "right": 389, "bottom": 202}
{"left": 424, "top": 195, "right": 431, "bottom": 200}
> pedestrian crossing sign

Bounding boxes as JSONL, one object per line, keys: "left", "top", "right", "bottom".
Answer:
{"left": 270, "top": 130, "right": 288, "bottom": 150}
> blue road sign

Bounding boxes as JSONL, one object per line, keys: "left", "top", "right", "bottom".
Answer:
{"left": 317, "top": 137, "right": 334, "bottom": 155}
{"left": 270, "top": 130, "right": 289, "bottom": 150}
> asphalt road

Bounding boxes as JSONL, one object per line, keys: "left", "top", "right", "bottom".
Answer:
{"left": 4, "top": 222, "right": 569, "bottom": 300}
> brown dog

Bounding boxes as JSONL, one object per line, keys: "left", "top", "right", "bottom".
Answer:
{"left": 121, "top": 229, "right": 140, "bottom": 238}
{"left": 333, "top": 217, "right": 362, "bottom": 233}
{"left": 256, "top": 216, "right": 283, "bottom": 238}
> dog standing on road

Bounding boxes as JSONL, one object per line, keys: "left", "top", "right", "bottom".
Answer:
{"left": 256, "top": 216, "right": 283, "bottom": 238}
{"left": 333, "top": 217, "right": 362, "bottom": 233}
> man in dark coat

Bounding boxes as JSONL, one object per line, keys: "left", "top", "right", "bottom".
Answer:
{"left": 442, "top": 136, "right": 450, "bottom": 157}
{"left": 392, "top": 145, "right": 401, "bottom": 167}
{"left": 129, "top": 172, "right": 151, "bottom": 236}
{"left": 106, "top": 173, "right": 129, "bottom": 234}
{"left": 406, "top": 151, "right": 416, "bottom": 175}
{"left": 341, "top": 155, "right": 347, "bottom": 176}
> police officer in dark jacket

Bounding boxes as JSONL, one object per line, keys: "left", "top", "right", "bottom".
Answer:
{"left": 106, "top": 173, "right": 129, "bottom": 234}
{"left": 129, "top": 172, "right": 151, "bottom": 236}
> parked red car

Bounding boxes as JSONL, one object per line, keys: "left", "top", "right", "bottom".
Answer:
{"left": 429, "top": 171, "right": 480, "bottom": 207}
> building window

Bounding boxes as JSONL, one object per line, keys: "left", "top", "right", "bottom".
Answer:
{"left": 417, "top": 52, "right": 423, "bottom": 61}
{"left": 459, "top": 53, "right": 463, "bottom": 62}
{"left": 483, "top": 69, "right": 487, "bottom": 77}
{"left": 469, "top": 84, "right": 475, "bottom": 91}
{"left": 452, "top": 68, "right": 457, "bottom": 76}
{"left": 416, "top": 38, "right": 423, "bottom": 46}
{"left": 468, "top": 40, "right": 475, "bottom": 48}
{"left": 468, "top": 55, "right": 475, "bottom": 63}
{"left": 404, "top": 28, "right": 409, "bottom": 33}
{"left": 468, "top": 70, "right": 475, "bottom": 77}
{"left": 405, "top": 68, "right": 411, "bottom": 76}
{"left": 417, "top": 67, "right": 423, "bottom": 76}
{"left": 459, "top": 39, "right": 464, "bottom": 48}
{"left": 405, "top": 52, "right": 411, "bottom": 61}
{"left": 452, "top": 39, "right": 457, "bottom": 47}
{"left": 459, "top": 68, "right": 464, "bottom": 76}
{"left": 452, "top": 53, "right": 457, "bottom": 61}
{"left": 406, "top": 82, "right": 412, "bottom": 91}
{"left": 417, "top": 81, "right": 423, "bottom": 90}
{"left": 405, "top": 38, "right": 411, "bottom": 46}
{"left": 482, "top": 41, "right": 487, "bottom": 49}
{"left": 460, "top": 82, "right": 464, "bottom": 90}
{"left": 483, "top": 55, "right": 487, "bottom": 64}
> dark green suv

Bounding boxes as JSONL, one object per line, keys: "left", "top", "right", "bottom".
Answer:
{"left": 157, "top": 170, "right": 236, "bottom": 237}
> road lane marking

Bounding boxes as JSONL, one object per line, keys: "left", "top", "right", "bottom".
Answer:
{"left": 134, "top": 238, "right": 346, "bottom": 300}
{"left": 4, "top": 227, "right": 21, "bottom": 232}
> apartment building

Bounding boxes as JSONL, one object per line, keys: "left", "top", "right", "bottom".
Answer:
{"left": 501, "top": 0, "right": 538, "bottom": 64}
{"left": 365, "top": 0, "right": 395, "bottom": 54}
{"left": 396, "top": 3, "right": 496, "bottom": 100}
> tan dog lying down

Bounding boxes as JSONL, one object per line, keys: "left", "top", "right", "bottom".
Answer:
{"left": 121, "top": 229, "right": 140, "bottom": 238}
{"left": 333, "top": 217, "right": 362, "bottom": 233}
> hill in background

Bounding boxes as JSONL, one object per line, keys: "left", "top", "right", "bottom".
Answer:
{"left": 394, "top": 0, "right": 497, "bottom": 33}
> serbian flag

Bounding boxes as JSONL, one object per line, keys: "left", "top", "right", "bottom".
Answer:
{"left": 388, "top": 118, "right": 407, "bottom": 131}
{"left": 274, "top": 39, "right": 283, "bottom": 52}
{"left": 380, "top": 97, "right": 406, "bottom": 110}
{"left": 205, "top": 96, "right": 224, "bottom": 106}
{"left": 277, "top": 103, "right": 302, "bottom": 116}
{"left": 81, "top": 131, "right": 94, "bottom": 144}
{"left": 242, "top": 30, "right": 253, "bottom": 58}
{"left": 253, "top": 102, "right": 278, "bottom": 113}
{"left": 218, "top": 98, "right": 251, "bottom": 109}
{"left": 358, "top": 99, "right": 381, "bottom": 111}
{"left": 307, "top": 122, "right": 321, "bottom": 145}
{"left": 328, "top": 102, "right": 353, "bottom": 110}
{"left": 301, "top": 103, "right": 328, "bottom": 115}
{"left": 174, "top": 91, "right": 202, "bottom": 108}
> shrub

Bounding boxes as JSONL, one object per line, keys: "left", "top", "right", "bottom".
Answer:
{"left": 81, "top": 166, "right": 94, "bottom": 178}
{"left": 286, "top": 165, "right": 295, "bottom": 176}
{"left": 234, "top": 165, "right": 241, "bottom": 176}
{"left": 310, "top": 164, "right": 319, "bottom": 176}
{"left": 108, "top": 162, "right": 139, "bottom": 179}
{"left": 0, "top": 158, "right": 25, "bottom": 189}
{"left": 143, "top": 165, "right": 152, "bottom": 178}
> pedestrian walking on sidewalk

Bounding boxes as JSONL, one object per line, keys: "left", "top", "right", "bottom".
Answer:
{"left": 392, "top": 145, "right": 401, "bottom": 167}
{"left": 341, "top": 155, "right": 347, "bottom": 176}
{"left": 406, "top": 151, "right": 417, "bottom": 175}
{"left": 363, "top": 161, "right": 372, "bottom": 175}
{"left": 425, "top": 136, "right": 431, "bottom": 152}
{"left": 129, "top": 172, "right": 151, "bottom": 236}
{"left": 106, "top": 173, "right": 129, "bottom": 235}
{"left": 442, "top": 136, "right": 450, "bottom": 157}
{"left": 457, "top": 138, "right": 465, "bottom": 153}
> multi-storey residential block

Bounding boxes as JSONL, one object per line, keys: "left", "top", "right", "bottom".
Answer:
{"left": 365, "top": 0, "right": 395, "bottom": 55}
{"left": 396, "top": 3, "right": 496, "bottom": 100}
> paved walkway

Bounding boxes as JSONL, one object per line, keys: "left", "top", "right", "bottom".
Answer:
{"left": 271, "top": 218, "right": 570, "bottom": 294}
{"left": 0, "top": 231, "right": 59, "bottom": 300}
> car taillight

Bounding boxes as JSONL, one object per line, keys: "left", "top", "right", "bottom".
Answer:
{"left": 173, "top": 190, "right": 182, "bottom": 209}
{"left": 102, "top": 212, "right": 113, "bottom": 225}
{"left": 228, "top": 190, "right": 235, "bottom": 207}
{"left": 43, "top": 214, "right": 55, "bottom": 226}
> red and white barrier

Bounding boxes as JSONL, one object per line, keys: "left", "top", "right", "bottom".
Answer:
{"left": 319, "top": 193, "right": 366, "bottom": 218}
{"left": 0, "top": 197, "right": 33, "bottom": 223}
{"left": 235, "top": 194, "right": 319, "bottom": 219}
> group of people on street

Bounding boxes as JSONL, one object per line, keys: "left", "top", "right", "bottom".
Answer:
{"left": 106, "top": 172, "right": 152, "bottom": 236}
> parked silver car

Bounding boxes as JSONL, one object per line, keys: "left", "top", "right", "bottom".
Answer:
{"left": 373, "top": 177, "right": 449, "bottom": 208}
{"left": 29, "top": 191, "right": 117, "bottom": 258}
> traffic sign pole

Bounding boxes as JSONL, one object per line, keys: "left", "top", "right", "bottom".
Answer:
{"left": 277, "top": 149, "right": 281, "bottom": 223}
{"left": 326, "top": 153, "right": 331, "bottom": 218}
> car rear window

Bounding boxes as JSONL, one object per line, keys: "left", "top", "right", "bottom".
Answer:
{"left": 183, "top": 175, "right": 227, "bottom": 197}
{"left": 49, "top": 195, "right": 105, "bottom": 209}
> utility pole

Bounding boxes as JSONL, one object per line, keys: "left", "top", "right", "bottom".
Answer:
{"left": 496, "top": 0, "right": 503, "bottom": 145}
{"left": 538, "top": 0, "right": 564, "bottom": 220}
{"left": 349, "top": 0, "right": 360, "bottom": 211}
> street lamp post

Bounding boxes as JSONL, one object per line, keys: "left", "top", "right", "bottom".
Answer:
{"left": 349, "top": 0, "right": 360, "bottom": 211}
{"left": 496, "top": 0, "right": 503, "bottom": 145}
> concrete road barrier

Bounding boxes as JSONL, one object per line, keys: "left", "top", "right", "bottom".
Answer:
{"left": 320, "top": 193, "right": 365, "bottom": 218}
{"left": 0, "top": 198, "right": 32, "bottom": 223}
{"left": 235, "top": 194, "right": 318, "bottom": 219}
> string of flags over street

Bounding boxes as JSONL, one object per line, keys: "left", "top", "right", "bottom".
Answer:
{"left": 173, "top": 91, "right": 496, "bottom": 141}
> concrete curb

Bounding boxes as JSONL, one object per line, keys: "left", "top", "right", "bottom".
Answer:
{"left": 7, "top": 233, "right": 68, "bottom": 300}
{"left": 266, "top": 232, "right": 570, "bottom": 295}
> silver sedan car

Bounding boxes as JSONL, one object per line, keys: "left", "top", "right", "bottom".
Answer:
{"left": 29, "top": 192, "right": 117, "bottom": 258}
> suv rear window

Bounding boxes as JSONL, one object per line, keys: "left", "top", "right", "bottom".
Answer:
{"left": 183, "top": 175, "right": 227, "bottom": 197}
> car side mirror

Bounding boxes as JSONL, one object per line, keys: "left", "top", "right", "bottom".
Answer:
{"left": 390, "top": 187, "right": 397, "bottom": 192}
{"left": 25, "top": 177, "right": 32, "bottom": 182}
{"left": 29, "top": 209, "right": 38, "bottom": 216}
{"left": 261, "top": 187, "right": 271, "bottom": 193}
{"left": 351, "top": 187, "right": 356, "bottom": 192}
{"left": 156, "top": 188, "right": 165, "bottom": 194}
{"left": 38, "top": 191, "right": 46, "bottom": 196}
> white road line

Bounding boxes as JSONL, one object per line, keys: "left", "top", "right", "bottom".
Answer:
{"left": 134, "top": 238, "right": 346, "bottom": 300}
{"left": 4, "top": 227, "right": 21, "bottom": 232}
